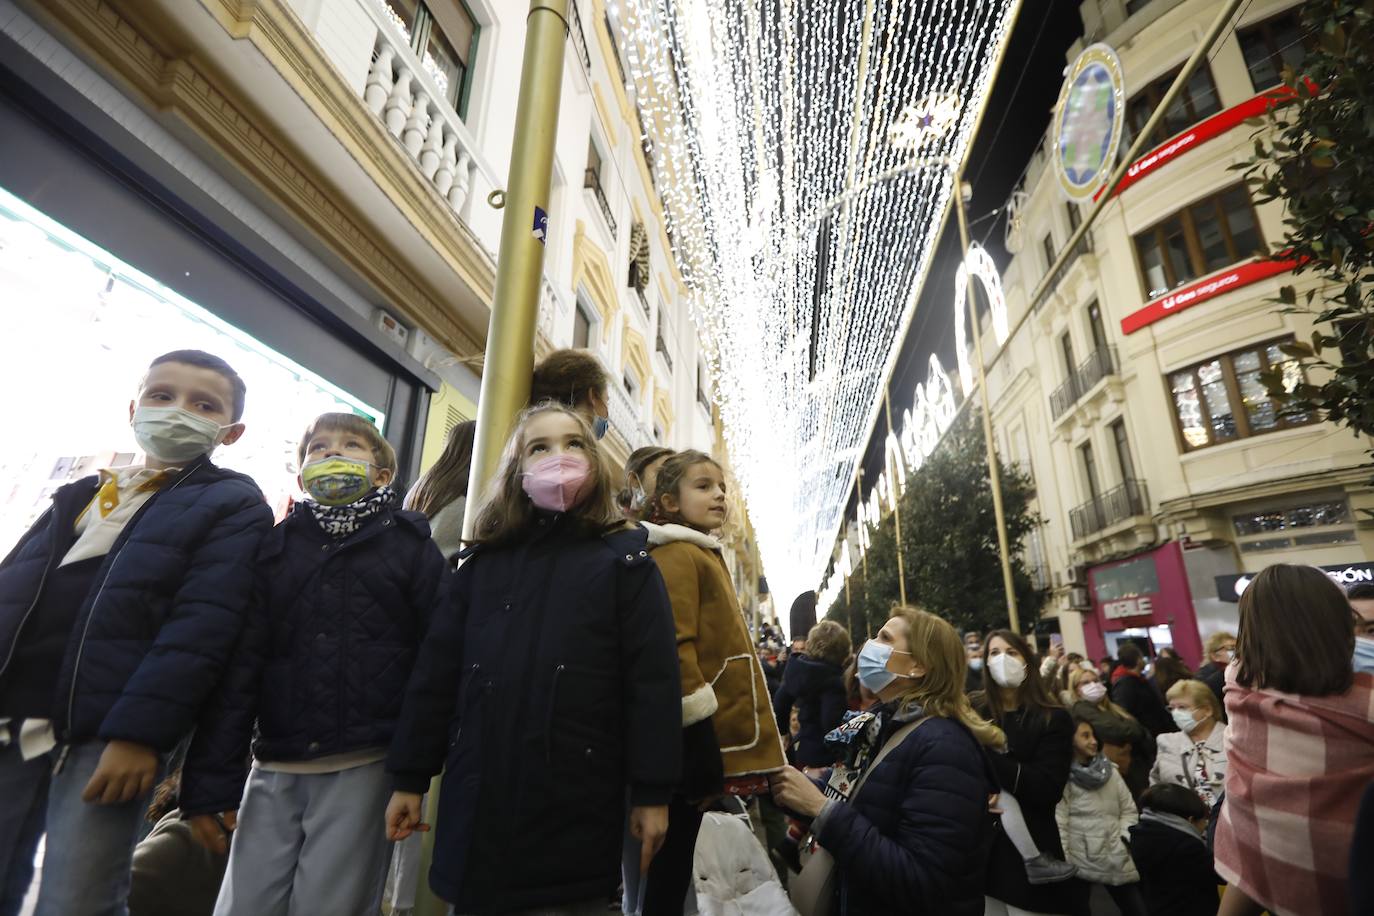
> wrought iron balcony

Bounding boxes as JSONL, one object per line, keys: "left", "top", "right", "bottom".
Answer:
{"left": 585, "top": 172, "right": 617, "bottom": 239}
{"left": 635, "top": 285, "right": 650, "bottom": 319}
{"left": 1070, "top": 479, "right": 1149, "bottom": 541}
{"left": 1049, "top": 346, "right": 1117, "bottom": 420}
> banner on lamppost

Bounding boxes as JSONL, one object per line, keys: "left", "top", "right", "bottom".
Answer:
{"left": 1052, "top": 43, "right": 1126, "bottom": 202}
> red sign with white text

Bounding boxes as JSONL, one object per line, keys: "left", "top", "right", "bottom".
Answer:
{"left": 1095, "top": 86, "right": 1298, "bottom": 201}
{"left": 1120, "top": 258, "right": 1299, "bottom": 334}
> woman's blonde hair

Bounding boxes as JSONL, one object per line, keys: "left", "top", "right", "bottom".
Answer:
{"left": 1066, "top": 667, "right": 1136, "bottom": 723}
{"left": 1166, "top": 678, "right": 1223, "bottom": 723}
{"left": 889, "top": 606, "right": 1005, "bottom": 751}
{"left": 470, "top": 403, "right": 626, "bottom": 546}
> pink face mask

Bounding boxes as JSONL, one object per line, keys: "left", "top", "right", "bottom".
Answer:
{"left": 521, "top": 453, "right": 592, "bottom": 512}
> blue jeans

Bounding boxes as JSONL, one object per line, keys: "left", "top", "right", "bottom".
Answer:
{"left": 0, "top": 740, "right": 50, "bottom": 916}
{"left": 30, "top": 741, "right": 161, "bottom": 916}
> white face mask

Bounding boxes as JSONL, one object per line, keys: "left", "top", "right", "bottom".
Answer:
{"left": 132, "top": 405, "right": 230, "bottom": 464}
{"left": 1079, "top": 682, "right": 1108, "bottom": 704}
{"left": 988, "top": 653, "right": 1027, "bottom": 689}
{"left": 1171, "top": 708, "right": 1206, "bottom": 734}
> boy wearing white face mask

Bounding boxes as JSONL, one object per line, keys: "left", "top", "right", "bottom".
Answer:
{"left": 0, "top": 350, "right": 273, "bottom": 916}
{"left": 178, "top": 412, "right": 449, "bottom": 916}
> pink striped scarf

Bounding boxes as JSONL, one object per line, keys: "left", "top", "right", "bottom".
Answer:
{"left": 1214, "top": 665, "right": 1374, "bottom": 915}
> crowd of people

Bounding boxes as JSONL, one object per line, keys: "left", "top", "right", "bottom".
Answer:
{"left": 0, "top": 346, "right": 1371, "bottom": 916}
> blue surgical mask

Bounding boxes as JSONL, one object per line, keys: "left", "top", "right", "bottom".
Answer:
{"left": 593, "top": 415, "right": 610, "bottom": 440}
{"left": 968, "top": 656, "right": 984, "bottom": 672}
{"left": 857, "top": 640, "right": 912, "bottom": 693}
{"left": 1354, "top": 636, "right": 1374, "bottom": 675}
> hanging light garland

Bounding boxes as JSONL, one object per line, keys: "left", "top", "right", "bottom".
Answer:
{"left": 613, "top": 0, "right": 1018, "bottom": 610}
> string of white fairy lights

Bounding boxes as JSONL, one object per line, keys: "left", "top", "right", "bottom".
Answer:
{"left": 610, "top": 0, "right": 1018, "bottom": 613}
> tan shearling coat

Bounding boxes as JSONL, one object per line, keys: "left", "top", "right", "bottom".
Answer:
{"left": 645, "top": 523, "right": 786, "bottom": 778}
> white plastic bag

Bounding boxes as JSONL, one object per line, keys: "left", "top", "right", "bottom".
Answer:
{"left": 693, "top": 811, "right": 798, "bottom": 916}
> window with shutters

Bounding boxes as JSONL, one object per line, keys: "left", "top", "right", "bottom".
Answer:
{"left": 377, "top": 0, "right": 480, "bottom": 119}
{"left": 1122, "top": 64, "right": 1222, "bottom": 152}
{"left": 1167, "top": 337, "right": 1314, "bottom": 451}
{"left": 1132, "top": 184, "right": 1265, "bottom": 299}
{"left": 1238, "top": 8, "right": 1312, "bottom": 91}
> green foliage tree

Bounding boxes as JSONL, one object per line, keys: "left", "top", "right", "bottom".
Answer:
{"left": 825, "top": 408, "right": 1046, "bottom": 644}
{"left": 1238, "top": 0, "right": 1374, "bottom": 444}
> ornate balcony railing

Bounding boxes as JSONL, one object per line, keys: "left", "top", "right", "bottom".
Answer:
{"left": 1050, "top": 346, "right": 1118, "bottom": 420}
{"left": 1070, "top": 479, "right": 1149, "bottom": 540}
{"left": 359, "top": 0, "right": 501, "bottom": 229}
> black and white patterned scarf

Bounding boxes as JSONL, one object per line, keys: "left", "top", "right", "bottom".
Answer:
{"left": 306, "top": 486, "right": 396, "bottom": 538}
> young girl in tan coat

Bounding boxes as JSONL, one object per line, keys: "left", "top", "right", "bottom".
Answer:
{"left": 639, "top": 450, "right": 786, "bottom": 915}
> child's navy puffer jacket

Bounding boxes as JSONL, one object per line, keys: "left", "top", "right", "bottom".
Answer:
{"left": 772, "top": 653, "right": 847, "bottom": 768}
{"left": 180, "top": 499, "right": 447, "bottom": 815}
{"left": 814, "top": 712, "right": 995, "bottom": 916}
{"left": 387, "top": 516, "right": 682, "bottom": 914}
{"left": 0, "top": 456, "right": 271, "bottom": 752}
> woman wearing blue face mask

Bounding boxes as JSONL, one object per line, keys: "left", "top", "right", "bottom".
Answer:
{"left": 768, "top": 607, "right": 1003, "bottom": 916}
{"left": 1149, "top": 679, "right": 1227, "bottom": 809}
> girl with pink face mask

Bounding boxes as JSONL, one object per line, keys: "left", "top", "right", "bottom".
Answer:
{"left": 383, "top": 404, "right": 683, "bottom": 915}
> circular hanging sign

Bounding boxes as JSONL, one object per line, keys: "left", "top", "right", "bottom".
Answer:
{"left": 1052, "top": 43, "right": 1125, "bottom": 202}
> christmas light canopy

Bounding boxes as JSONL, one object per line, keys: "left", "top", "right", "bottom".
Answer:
{"left": 612, "top": 0, "right": 1019, "bottom": 616}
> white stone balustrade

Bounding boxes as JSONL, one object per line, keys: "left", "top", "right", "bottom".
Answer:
{"left": 605, "top": 362, "right": 656, "bottom": 451}
{"left": 359, "top": 6, "right": 491, "bottom": 225}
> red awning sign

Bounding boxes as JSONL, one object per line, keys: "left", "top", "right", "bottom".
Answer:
{"left": 1120, "top": 257, "right": 1299, "bottom": 335}
{"left": 1095, "top": 86, "right": 1298, "bottom": 202}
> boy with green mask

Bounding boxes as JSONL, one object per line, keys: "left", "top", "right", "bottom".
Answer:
{"left": 179, "top": 412, "right": 448, "bottom": 916}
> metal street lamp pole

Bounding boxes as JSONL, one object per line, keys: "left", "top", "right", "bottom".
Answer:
{"left": 953, "top": 178, "right": 1021, "bottom": 634}
{"left": 423, "top": 4, "right": 568, "bottom": 914}
{"left": 884, "top": 388, "right": 908, "bottom": 606}
{"left": 461, "top": 0, "right": 570, "bottom": 540}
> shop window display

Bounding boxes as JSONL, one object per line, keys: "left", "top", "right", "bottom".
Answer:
{"left": 0, "top": 188, "right": 384, "bottom": 556}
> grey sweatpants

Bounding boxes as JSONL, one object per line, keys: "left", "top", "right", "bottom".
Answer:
{"left": 213, "top": 761, "right": 392, "bottom": 916}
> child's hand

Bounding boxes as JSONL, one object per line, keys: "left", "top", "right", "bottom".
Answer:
{"left": 629, "top": 804, "right": 668, "bottom": 874}
{"left": 188, "top": 811, "right": 237, "bottom": 855}
{"left": 82, "top": 740, "right": 159, "bottom": 805}
{"left": 386, "top": 791, "right": 429, "bottom": 841}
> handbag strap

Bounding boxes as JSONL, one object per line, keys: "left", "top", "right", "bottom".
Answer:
{"left": 847, "top": 716, "right": 931, "bottom": 801}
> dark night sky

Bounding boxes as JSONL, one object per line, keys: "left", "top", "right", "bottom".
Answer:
{"left": 847, "top": 0, "right": 1086, "bottom": 520}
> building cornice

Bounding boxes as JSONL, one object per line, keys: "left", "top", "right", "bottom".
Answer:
{"left": 29, "top": 0, "right": 491, "bottom": 360}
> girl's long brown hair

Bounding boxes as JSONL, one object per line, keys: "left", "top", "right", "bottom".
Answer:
{"left": 1236, "top": 563, "right": 1354, "bottom": 696}
{"left": 470, "top": 404, "right": 627, "bottom": 547}
{"left": 979, "top": 628, "right": 1063, "bottom": 724}
{"left": 405, "top": 420, "right": 475, "bottom": 517}
{"left": 891, "top": 607, "right": 1006, "bottom": 750}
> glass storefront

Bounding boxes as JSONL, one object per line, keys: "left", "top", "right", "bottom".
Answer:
{"left": 0, "top": 186, "right": 385, "bottom": 555}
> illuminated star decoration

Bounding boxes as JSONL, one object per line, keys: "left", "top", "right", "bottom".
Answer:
{"left": 612, "top": 1, "right": 1019, "bottom": 611}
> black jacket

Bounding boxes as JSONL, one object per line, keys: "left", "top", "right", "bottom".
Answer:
{"left": 180, "top": 501, "right": 448, "bottom": 815}
{"left": 1128, "top": 814, "right": 1219, "bottom": 916}
{"left": 386, "top": 518, "right": 682, "bottom": 913}
{"left": 980, "top": 705, "right": 1091, "bottom": 916}
{"left": 771, "top": 654, "right": 846, "bottom": 768}
{"left": 1111, "top": 670, "right": 1178, "bottom": 738}
{"left": 0, "top": 457, "right": 271, "bottom": 750}
{"left": 1196, "top": 661, "right": 1226, "bottom": 705}
{"left": 815, "top": 712, "right": 995, "bottom": 916}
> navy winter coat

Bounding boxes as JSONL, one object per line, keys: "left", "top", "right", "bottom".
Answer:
{"left": 980, "top": 705, "right": 1091, "bottom": 915}
{"left": 1127, "top": 815, "right": 1220, "bottom": 916}
{"left": 180, "top": 501, "right": 447, "bottom": 815}
{"left": 771, "top": 653, "right": 846, "bottom": 768}
{"left": 814, "top": 712, "right": 995, "bottom": 916}
{"left": 0, "top": 456, "right": 271, "bottom": 751}
{"left": 386, "top": 517, "right": 682, "bottom": 913}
